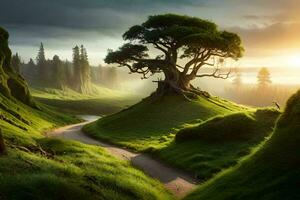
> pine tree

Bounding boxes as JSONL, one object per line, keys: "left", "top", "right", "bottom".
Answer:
{"left": 36, "top": 42, "right": 47, "bottom": 83}
{"left": 64, "top": 59, "right": 73, "bottom": 87}
{"left": 11, "top": 53, "right": 21, "bottom": 73}
{"left": 257, "top": 67, "right": 272, "bottom": 88}
{"left": 107, "top": 67, "right": 118, "bottom": 89}
{"left": 79, "top": 45, "right": 91, "bottom": 93}
{"left": 28, "top": 58, "right": 35, "bottom": 68}
{"left": 232, "top": 68, "right": 242, "bottom": 89}
{"left": 72, "top": 45, "right": 81, "bottom": 91}
{"left": 52, "top": 55, "right": 65, "bottom": 89}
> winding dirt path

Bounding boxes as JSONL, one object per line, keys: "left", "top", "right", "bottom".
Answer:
{"left": 47, "top": 116, "right": 197, "bottom": 198}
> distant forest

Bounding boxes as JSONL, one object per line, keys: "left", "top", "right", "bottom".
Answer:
{"left": 12, "top": 43, "right": 119, "bottom": 94}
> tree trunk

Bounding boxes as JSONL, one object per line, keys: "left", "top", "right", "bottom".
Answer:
{"left": 154, "top": 67, "right": 210, "bottom": 99}
{"left": 0, "top": 129, "right": 7, "bottom": 155}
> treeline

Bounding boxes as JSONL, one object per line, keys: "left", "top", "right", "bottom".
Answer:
{"left": 18, "top": 43, "right": 119, "bottom": 94}
{"left": 225, "top": 67, "right": 298, "bottom": 107}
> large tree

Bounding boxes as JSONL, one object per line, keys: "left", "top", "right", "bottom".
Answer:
{"left": 105, "top": 14, "right": 243, "bottom": 97}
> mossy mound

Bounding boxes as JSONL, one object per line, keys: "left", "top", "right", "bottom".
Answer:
{"left": 0, "top": 27, "right": 34, "bottom": 107}
{"left": 84, "top": 94, "right": 246, "bottom": 151}
{"left": 176, "top": 108, "right": 279, "bottom": 142}
{"left": 184, "top": 90, "right": 300, "bottom": 200}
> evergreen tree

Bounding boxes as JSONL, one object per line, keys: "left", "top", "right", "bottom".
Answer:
{"left": 232, "top": 68, "right": 242, "bottom": 89}
{"left": 72, "top": 45, "right": 81, "bottom": 91}
{"left": 28, "top": 58, "right": 35, "bottom": 68}
{"left": 64, "top": 59, "right": 73, "bottom": 87}
{"left": 79, "top": 45, "right": 91, "bottom": 93}
{"left": 36, "top": 42, "right": 47, "bottom": 82}
{"left": 11, "top": 53, "right": 21, "bottom": 73}
{"left": 257, "top": 67, "right": 272, "bottom": 88}
{"left": 52, "top": 55, "right": 65, "bottom": 89}
{"left": 107, "top": 67, "right": 118, "bottom": 88}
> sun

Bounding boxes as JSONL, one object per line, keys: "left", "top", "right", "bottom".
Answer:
{"left": 289, "top": 54, "right": 300, "bottom": 67}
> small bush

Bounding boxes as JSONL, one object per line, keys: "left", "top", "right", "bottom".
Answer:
{"left": 176, "top": 107, "right": 281, "bottom": 143}
{"left": 176, "top": 112, "right": 257, "bottom": 142}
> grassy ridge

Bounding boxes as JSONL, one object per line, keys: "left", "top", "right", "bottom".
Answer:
{"left": 158, "top": 108, "right": 279, "bottom": 181}
{"left": 184, "top": 90, "right": 300, "bottom": 200}
{"left": 0, "top": 93, "right": 173, "bottom": 200}
{"left": 31, "top": 86, "right": 141, "bottom": 115}
{"left": 84, "top": 94, "right": 246, "bottom": 151}
{"left": 82, "top": 94, "right": 279, "bottom": 181}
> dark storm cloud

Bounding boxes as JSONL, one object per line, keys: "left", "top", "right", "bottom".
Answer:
{"left": 1, "top": 0, "right": 299, "bottom": 64}
{"left": 0, "top": 0, "right": 212, "bottom": 47}
{"left": 0, "top": 0, "right": 207, "bottom": 31}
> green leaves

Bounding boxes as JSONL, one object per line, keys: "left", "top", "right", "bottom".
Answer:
{"left": 106, "top": 14, "right": 244, "bottom": 81}
{"left": 105, "top": 43, "right": 148, "bottom": 64}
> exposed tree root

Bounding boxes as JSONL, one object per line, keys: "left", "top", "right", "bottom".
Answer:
{"left": 151, "top": 80, "right": 211, "bottom": 102}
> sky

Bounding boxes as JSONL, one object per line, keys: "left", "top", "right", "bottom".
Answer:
{"left": 1, "top": 0, "right": 300, "bottom": 67}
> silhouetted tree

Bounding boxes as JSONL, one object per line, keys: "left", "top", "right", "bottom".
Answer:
{"left": 11, "top": 53, "right": 21, "bottom": 73}
{"left": 257, "top": 67, "right": 272, "bottom": 88}
{"left": 36, "top": 42, "right": 47, "bottom": 82}
{"left": 105, "top": 14, "right": 243, "bottom": 97}
{"left": 52, "top": 55, "right": 65, "bottom": 89}
{"left": 107, "top": 67, "right": 118, "bottom": 88}
{"left": 80, "top": 45, "right": 91, "bottom": 93}
{"left": 72, "top": 45, "right": 81, "bottom": 91}
{"left": 28, "top": 58, "right": 35, "bottom": 68}
{"left": 232, "top": 68, "right": 242, "bottom": 89}
{"left": 64, "top": 59, "right": 73, "bottom": 86}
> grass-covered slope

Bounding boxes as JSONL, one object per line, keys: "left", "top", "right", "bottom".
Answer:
{"left": 158, "top": 108, "right": 279, "bottom": 181}
{"left": 84, "top": 94, "right": 280, "bottom": 182}
{"left": 31, "top": 86, "right": 141, "bottom": 115}
{"left": 84, "top": 94, "right": 246, "bottom": 151}
{"left": 1, "top": 26, "right": 172, "bottom": 199}
{"left": 176, "top": 109, "right": 279, "bottom": 142}
{"left": 0, "top": 93, "right": 173, "bottom": 200}
{"left": 0, "top": 27, "right": 34, "bottom": 107}
{"left": 184, "top": 90, "right": 300, "bottom": 200}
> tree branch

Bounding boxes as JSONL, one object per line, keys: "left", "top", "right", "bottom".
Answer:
{"left": 196, "top": 67, "right": 232, "bottom": 79}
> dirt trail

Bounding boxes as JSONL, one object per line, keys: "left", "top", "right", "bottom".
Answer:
{"left": 47, "top": 116, "right": 197, "bottom": 198}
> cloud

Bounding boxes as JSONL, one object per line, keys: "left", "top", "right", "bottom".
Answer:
{"left": 1, "top": 0, "right": 299, "bottom": 65}
{"left": 231, "top": 22, "right": 300, "bottom": 57}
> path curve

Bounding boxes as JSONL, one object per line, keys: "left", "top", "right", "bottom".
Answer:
{"left": 47, "top": 116, "right": 197, "bottom": 198}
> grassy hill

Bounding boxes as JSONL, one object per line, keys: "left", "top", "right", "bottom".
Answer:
{"left": 0, "top": 26, "right": 172, "bottom": 200}
{"left": 0, "top": 94, "right": 173, "bottom": 200}
{"left": 83, "top": 94, "right": 280, "bottom": 181}
{"left": 83, "top": 94, "right": 246, "bottom": 151}
{"left": 157, "top": 108, "right": 280, "bottom": 180}
{"left": 0, "top": 27, "right": 34, "bottom": 107}
{"left": 184, "top": 90, "right": 300, "bottom": 200}
{"left": 31, "top": 86, "right": 141, "bottom": 115}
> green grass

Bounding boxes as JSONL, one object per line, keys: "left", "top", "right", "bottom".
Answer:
{"left": 84, "top": 94, "right": 246, "bottom": 151}
{"left": 157, "top": 108, "right": 280, "bottom": 180}
{"left": 183, "top": 90, "right": 300, "bottom": 200}
{"left": 82, "top": 94, "right": 278, "bottom": 181}
{"left": 0, "top": 93, "right": 173, "bottom": 200}
{"left": 31, "top": 85, "right": 141, "bottom": 115}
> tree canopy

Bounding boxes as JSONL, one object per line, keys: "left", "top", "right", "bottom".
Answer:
{"left": 105, "top": 14, "right": 244, "bottom": 96}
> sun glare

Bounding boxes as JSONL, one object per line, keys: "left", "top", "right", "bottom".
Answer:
{"left": 289, "top": 54, "right": 300, "bottom": 67}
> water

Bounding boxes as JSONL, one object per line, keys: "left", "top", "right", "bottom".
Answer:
{"left": 77, "top": 115, "right": 101, "bottom": 123}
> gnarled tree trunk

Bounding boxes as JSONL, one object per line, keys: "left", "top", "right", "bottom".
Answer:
{"left": 154, "top": 65, "right": 210, "bottom": 99}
